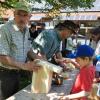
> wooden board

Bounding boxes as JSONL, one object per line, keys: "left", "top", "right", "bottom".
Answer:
{"left": 31, "top": 59, "right": 62, "bottom": 93}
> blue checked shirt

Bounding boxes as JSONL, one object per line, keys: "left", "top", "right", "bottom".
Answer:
{"left": 0, "top": 20, "right": 31, "bottom": 69}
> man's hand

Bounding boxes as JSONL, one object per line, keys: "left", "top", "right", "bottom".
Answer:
{"left": 27, "top": 49, "right": 47, "bottom": 61}
{"left": 54, "top": 55, "right": 65, "bottom": 64}
{"left": 22, "top": 61, "right": 41, "bottom": 71}
{"left": 54, "top": 56, "right": 72, "bottom": 71}
{"left": 63, "top": 58, "right": 73, "bottom": 63}
{"left": 35, "top": 53, "right": 47, "bottom": 60}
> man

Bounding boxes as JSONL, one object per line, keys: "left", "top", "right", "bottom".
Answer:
{"left": 0, "top": 1, "right": 39, "bottom": 99}
{"left": 28, "top": 20, "right": 79, "bottom": 63}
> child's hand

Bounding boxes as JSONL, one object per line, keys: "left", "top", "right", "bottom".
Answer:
{"left": 59, "top": 96, "right": 70, "bottom": 100}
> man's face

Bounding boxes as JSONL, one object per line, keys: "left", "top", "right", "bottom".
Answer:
{"left": 14, "top": 10, "right": 31, "bottom": 29}
{"left": 61, "top": 29, "right": 73, "bottom": 39}
{"left": 31, "top": 27, "right": 36, "bottom": 33}
{"left": 91, "top": 34, "right": 100, "bottom": 42}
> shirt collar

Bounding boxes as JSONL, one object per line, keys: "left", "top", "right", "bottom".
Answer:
{"left": 12, "top": 20, "right": 20, "bottom": 31}
{"left": 12, "top": 20, "right": 28, "bottom": 32}
{"left": 54, "top": 29, "right": 62, "bottom": 42}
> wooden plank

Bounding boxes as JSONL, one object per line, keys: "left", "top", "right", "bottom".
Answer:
{"left": 31, "top": 59, "right": 63, "bottom": 93}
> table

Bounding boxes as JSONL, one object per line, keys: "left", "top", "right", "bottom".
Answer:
{"left": 6, "top": 70, "right": 79, "bottom": 100}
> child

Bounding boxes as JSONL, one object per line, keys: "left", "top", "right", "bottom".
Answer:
{"left": 60, "top": 45, "right": 95, "bottom": 100}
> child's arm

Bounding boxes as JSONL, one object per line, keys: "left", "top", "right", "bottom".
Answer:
{"left": 60, "top": 90, "right": 90, "bottom": 100}
{"left": 70, "top": 59, "right": 80, "bottom": 68}
{"left": 63, "top": 58, "right": 80, "bottom": 68}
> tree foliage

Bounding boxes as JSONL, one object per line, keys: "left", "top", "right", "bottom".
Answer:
{"left": 30, "top": 0, "right": 96, "bottom": 17}
{"left": 0, "top": 0, "right": 96, "bottom": 17}
{"left": 0, "top": 0, "right": 19, "bottom": 8}
{"left": 35, "top": 0, "right": 95, "bottom": 10}
{"left": 0, "top": 0, "right": 96, "bottom": 10}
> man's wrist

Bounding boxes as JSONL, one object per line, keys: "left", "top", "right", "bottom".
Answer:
{"left": 16, "top": 62, "right": 26, "bottom": 70}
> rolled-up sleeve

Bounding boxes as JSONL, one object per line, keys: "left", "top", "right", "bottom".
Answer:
{"left": 0, "top": 28, "right": 10, "bottom": 56}
{"left": 32, "top": 30, "right": 53, "bottom": 55}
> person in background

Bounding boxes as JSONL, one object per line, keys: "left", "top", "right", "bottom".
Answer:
{"left": 66, "top": 37, "right": 74, "bottom": 52}
{"left": 60, "top": 45, "right": 95, "bottom": 100}
{"left": 61, "top": 24, "right": 80, "bottom": 58}
{"left": 90, "top": 26, "right": 100, "bottom": 83}
{"left": 0, "top": 2, "right": 40, "bottom": 99}
{"left": 36, "top": 22, "right": 46, "bottom": 34}
{"left": 29, "top": 22, "right": 38, "bottom": 42}
{"left": 28, "top": 20, "right": 79, "bottom": 63}
{"left": 65, "top": 36, "right": 76, "bottom": 58}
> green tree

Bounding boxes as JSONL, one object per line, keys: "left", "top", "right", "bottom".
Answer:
{"left": 0, "top": 0, "right": 19, "bottom": 8}
{"left": 0, "top": 0, "right": 96, "bottom": 10}
{"left": 0, "top": 0, "right": 96, "bottom": 17}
